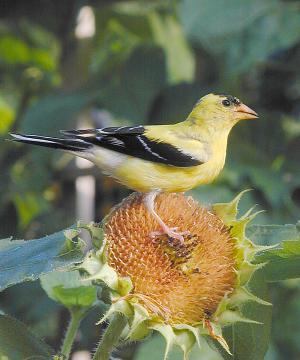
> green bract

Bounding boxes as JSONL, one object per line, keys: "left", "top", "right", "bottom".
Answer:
{"left": 80, "top": 191, "right": 272, "bottom": 359}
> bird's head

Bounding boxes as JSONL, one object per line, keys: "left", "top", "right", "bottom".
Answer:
{"left": 188, "top": 93, "right": 258, "bottom": 131}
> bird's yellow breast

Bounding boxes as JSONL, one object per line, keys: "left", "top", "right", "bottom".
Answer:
{"left": 113, "top": 134, "right": 228, "bottom": 193}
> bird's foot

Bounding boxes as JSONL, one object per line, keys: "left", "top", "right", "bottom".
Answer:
{"left": 151, "top": 226, "right": 190, "bottom": 245}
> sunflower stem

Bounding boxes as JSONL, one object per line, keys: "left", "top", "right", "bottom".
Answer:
{"left": 60, "top": 309, "right": 83, "bottom": 359}
{"left": 93, "top": 313, "right": 127, "bottom": 360}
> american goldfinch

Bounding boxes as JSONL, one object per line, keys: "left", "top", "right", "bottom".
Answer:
{"left": 11, "top": 93, "right": 258, "bottom": 243}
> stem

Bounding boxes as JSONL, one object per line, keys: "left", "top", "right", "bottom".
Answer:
{"left": 60, "top": 310, "right": 83, "bottom": 359}
{"left": 93, "top": 313, "right": 127, "bottom": 360}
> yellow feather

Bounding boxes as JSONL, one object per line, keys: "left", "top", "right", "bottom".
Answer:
{"left": 84, "top": 93, "right": 258, "bottom": 193}
{"left": 113, "top": 129, "right": 228, "bottom": 192}
{"left": 13, "top": 94, "right": 257, "bottom": 195}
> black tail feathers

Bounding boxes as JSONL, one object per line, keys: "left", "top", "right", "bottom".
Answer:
{"left": 10, "top": 133, "right": 92, "bottom": 152}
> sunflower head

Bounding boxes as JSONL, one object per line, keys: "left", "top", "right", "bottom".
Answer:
{"left": 81, "top": 191, "right": 270, "bottom": 359}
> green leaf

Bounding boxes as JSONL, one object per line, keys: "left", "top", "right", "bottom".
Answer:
{"left": 0, "top": 314, "right": 54, "bottom": 360}
{"left": 247, "top": 224, "right": 300, "bottom": 246}
{"left": 95, "top": 1, "right": 154, "bottom": 43}
{"left": 190, "top": 184, "right": 236, "bottom": 207}
{"left": 179, "top": 0, "right": 275, "bottom": 45}
{"left": 255, "top": 231, "right": 300, "bottom": 282}
{"left": 94, "top": 3, "right": 193, "bottom": 84}
{"left": 149, "top": 82, "right": 205, "bottom": 124}
{"left": 245, "top": 167, "right": 288, "bottom": 207}
{"left": 0, "top": 36, "right": 30, "bottom": 65}
{"left": 0, "top": 96, "right": 14, "bottom": 134}
{"left": 0, "top": 35, "right": 56, "bottom": 71}
{"left": 40, "top": 270, "right": 97, "bottom": 309}
{"left": 211, "top": 223, "right": 300, "bottom": 357}
{"left": 179, "top": 0, "right": 300, "bottom": 74}
{"left": 21, "top": 90, "right": 99, "bottom": 134}
{"left": 100, "top": 45, "right": 167, "bottom": 122}
{"left": 12, "top": 192, "right": 49, "bottom": 229}
{"left": 0, "top": 228, "right": 84, "bottom": 291}
{"left": 221, "top": 3, "right": 300, "bottom": 74}
{"left": 215, "top": 269, "right": 272, "bottom": 360}
{"left": 149, "top": 13, "right": 195, "bottom": 83}
{"left": 54, "top": 286, "right": 97, "bottom": 308}
{"left": 92, "top": 2, "right": 153, "bottom": 74}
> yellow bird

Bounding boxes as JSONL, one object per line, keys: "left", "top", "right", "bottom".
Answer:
{"left": 11, "top": 93, "right": 258, "bottom": 242}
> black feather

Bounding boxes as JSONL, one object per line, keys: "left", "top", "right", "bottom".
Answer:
{"left": 10, "top": 133, "right": 91, "bottom": 152}
{"left": 61, "top": 126, "right": 202, "bottom": 167}
{"left": 60, "top": 125, "right": 144, "bottom": 136}
{"left": 11, "top": 126, "right": 203, "bottom": 167}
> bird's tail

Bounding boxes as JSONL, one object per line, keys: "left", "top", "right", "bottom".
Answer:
{"left": 10, "top": 133, "right": 92, "bottom": 152}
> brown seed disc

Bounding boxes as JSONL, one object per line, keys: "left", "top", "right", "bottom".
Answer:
{"left": 104, "top": 192, "right": 237, "bottom": 325}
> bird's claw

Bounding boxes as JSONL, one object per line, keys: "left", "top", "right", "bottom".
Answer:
{"left": 151, "top": 227, "right": 190, "bottom": 245}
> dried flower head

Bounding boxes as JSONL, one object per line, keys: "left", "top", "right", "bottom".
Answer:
{"left": 105, "top": 192, "right": 236, "bottom": 325}
{"left": 81, "top": 191, "right": 270, "bottom": 359}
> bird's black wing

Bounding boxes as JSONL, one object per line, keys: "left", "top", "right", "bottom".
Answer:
{"left": 61, "top": 126, "right": 202, "bottom": 167}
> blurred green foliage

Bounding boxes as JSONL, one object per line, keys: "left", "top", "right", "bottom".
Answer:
{"left": 0, "top": 0, "right": 300, "bottom": 359}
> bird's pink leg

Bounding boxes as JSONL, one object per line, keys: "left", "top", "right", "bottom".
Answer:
{"left": 144, "top": 191, "right": 187, "bottom": 245}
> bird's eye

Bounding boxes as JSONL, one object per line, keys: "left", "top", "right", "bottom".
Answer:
{"left": 222, "top": 99, "right": 231, "bottom": 107}
{"left": 233, "top": 97, "right": 241, "bottom": 105}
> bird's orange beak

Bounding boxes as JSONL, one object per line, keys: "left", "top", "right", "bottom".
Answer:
{"left": 234, "top": 103, "right": 258, "bottom": 120}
